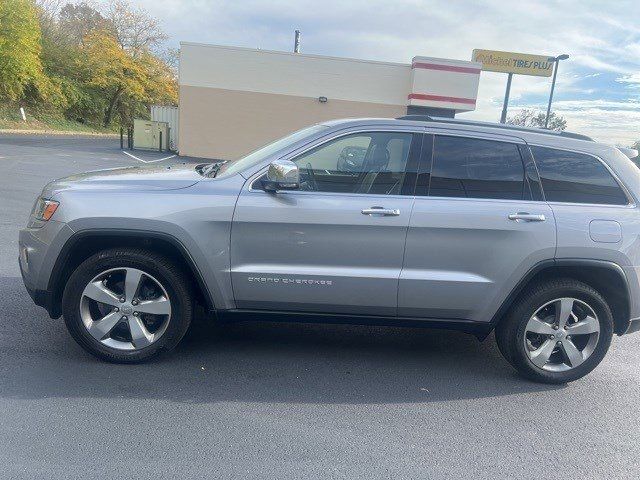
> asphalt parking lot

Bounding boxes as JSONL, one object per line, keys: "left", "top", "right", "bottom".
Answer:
{"left": 1, "top": 133, "right": 640, "bottom": 479}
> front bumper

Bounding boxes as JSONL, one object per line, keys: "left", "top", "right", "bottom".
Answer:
{"left": 625, "top": 318, "right": 640, "bottom": 335}
{"left": 19, "top": 220, "right": 73, "bottom": 319}
{"left": 19, "top": 251, "right": 59, "bottom": 318}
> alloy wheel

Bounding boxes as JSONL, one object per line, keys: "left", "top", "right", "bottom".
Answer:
{"left": 524, "top": 297, "right": 600, "bottom": 372}
{"left": 79, "top": 267, "right": 172, "bottom": 351}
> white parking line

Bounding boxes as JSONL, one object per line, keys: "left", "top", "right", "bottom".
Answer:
{"left": 122, "top": 151, "right": 176, "bottom": 163}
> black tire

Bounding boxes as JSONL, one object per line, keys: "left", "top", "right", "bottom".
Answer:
{"left": 62, "top": 248, "right": 193, "bottom": 363}
{"left": 494, "top": 324, "right": 514, "bottom": 367}
{"left": 495, "top": 278, "right": 613, "bottom": 384}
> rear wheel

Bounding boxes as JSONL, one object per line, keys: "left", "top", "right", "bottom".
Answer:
{"left": 496, "top": 278, "right": 613, "bottom": 383}
{"left": 62, "top": 248, "right": 193, "bottom": 363}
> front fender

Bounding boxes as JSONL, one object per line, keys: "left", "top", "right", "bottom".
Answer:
{"left": 46, "top": 178, "right": 245, "bottom": 316}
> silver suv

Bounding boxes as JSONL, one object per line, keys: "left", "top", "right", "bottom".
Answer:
{"left": 19, "top": 116, "right": 640, "bottom": 383}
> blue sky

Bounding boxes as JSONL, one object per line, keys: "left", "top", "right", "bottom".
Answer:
{"left": 130, "top": 0, "right": 640, "bottom": 146}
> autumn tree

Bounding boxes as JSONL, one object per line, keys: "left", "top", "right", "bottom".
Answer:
{"left": 58, "top": 2, "right": 107, "bottom": 45}
{"left": 80, "top": 28, "right": 176, "bottom": 126}
{"left": 0, "top": 0, "right": 46, "bottom": 101}
{"left": 507, "top": 109, "right": 567, "bottom": 131}
{"left": 96, "top": 0, "right": 175, "bottom": 125}
{"left": 104, "top": 0, "right": 167, "bottom": 54}
{"left": 22, "top": 0, "right": 177, "bottom": 128}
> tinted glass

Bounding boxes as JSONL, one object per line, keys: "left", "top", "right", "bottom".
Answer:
{"left": 429, "top": 136, "right": 526, "bottom": 200}
{"left": 292, "top": 132, "right": 413, "bottom": 195}
{"left": 531, "top": 146, "right": 628, "bottom": 205}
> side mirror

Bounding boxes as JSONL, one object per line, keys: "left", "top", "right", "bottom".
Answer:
{"left": 262, "top": 159, "right": 300, "bottom": 192}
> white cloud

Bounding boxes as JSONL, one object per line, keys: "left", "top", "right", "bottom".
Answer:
{"left": 572, "top": 54, "right": 632, "bottom": 74}
{"left": 498, "top": 100, "right": 640, "bottom": 146}
{"left": 122, "top": 0, "right": 640, "bottom": 144}
{"left": 617, "top": 73, "right": 640, "bottom": 86}
{"left": 556, "top": 99, "right": 640, "bottom": 109}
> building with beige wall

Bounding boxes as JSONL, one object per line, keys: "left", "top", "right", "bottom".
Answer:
{"left": 178, "top": 42, "right": 481, "bottom": 160}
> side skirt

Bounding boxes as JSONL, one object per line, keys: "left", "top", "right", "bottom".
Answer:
{"left": 217, "top": 309, "right": 493, "bottom": 340}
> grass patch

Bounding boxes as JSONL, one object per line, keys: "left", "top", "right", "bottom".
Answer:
{"left": 0, "top": 105, "right": 118, "bottom": 134}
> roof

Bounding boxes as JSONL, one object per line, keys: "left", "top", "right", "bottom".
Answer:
{"left": 321, "top": 116, "right": 600, "bottom": 151}
{"left": 395, "top": 115, "right": 594, "bottom": 141}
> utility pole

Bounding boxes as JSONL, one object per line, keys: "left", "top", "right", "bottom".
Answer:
{"left": 545, "top": 54, "right": 569, "bottom": 128}
{"left": 294, "top": 30, "right": 301, "bottom": 53}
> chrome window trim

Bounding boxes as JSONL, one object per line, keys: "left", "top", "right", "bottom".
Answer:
{"left": 247, "top": 128, "right": 422, "bottom": 193}
{"left": 527, "top": 143, "right": 635, "bottom": 208}
{"left": 248, "top": 188, "right": 411, "bottom": 200}
{"left": 414, "top": 196, "right": 553, "bottom": 206}
{"left": 545, "top": 201, "right": 636, "bottom": 209}
{"left": 245, "top": 127, "right": 635, "bottom": 208}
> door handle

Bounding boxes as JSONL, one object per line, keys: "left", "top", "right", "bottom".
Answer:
{"left": 361, "top": 207, "right": 401, "bottom": 216}
{"left": 508, "top": 212, "right": 546, "bottom": 222}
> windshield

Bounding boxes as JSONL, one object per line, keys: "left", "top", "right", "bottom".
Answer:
{"left": 215, "top": 124, "right": 329, "bottom": 177}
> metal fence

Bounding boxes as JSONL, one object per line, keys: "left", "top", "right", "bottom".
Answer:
{"left": 151, "top": 105, "right": 179, "bottom": 151}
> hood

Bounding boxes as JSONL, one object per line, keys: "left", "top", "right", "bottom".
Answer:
{"left": 42, "top": 163, "right": 203, "bottom": 197}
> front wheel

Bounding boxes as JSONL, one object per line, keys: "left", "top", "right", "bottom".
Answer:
{"left": 496, "top": 278, "right": 613, "bottom": 384}
{"left": 62, "top": 248, "right": 193, "bottom": 363}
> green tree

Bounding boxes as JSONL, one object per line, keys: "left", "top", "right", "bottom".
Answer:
{"left": 37, "top": 2, "right": 107, "bottom": 119}
{"left": 0, "top": 0, "right": 45, "bottom": 100}
{"left": 507, "top": 109, "right": 567, "bottom": 131}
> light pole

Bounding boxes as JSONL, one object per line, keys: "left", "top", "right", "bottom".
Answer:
{"left": 545, "top": 54, "right": 569, "bottom": 128}
{"left": 500, "top": 73, "right": 513, "bottom": 124}
{"left": 294, "top": 30, "right": 301, "bottom": 53}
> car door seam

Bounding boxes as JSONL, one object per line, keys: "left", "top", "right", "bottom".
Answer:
{"left": 228, "top": 176, "right": 247, "bottom": 309}
{"left": 397, "top": 197, "right": 416, "bottom": 316}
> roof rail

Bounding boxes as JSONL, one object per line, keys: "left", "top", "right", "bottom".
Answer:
{"left": 558, "top": 131, "right": 595, "bottom": 141}
{"left": 395, "top": 115, "right": 594, "bottom": 142}
{"left": 396, "top": 115, "right": 433, "bottom": 121}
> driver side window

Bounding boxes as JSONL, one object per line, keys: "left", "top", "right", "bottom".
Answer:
{"left": 292, "top": 131, "right": 413, "bottom": 195}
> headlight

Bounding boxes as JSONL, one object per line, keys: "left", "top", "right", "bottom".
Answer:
{"left": 32, "top": 197, "right": 59, "bottom": 221}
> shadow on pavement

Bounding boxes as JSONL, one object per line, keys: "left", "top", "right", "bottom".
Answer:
{"left": 0, "top": 276, "right": 564, "bottom": 405}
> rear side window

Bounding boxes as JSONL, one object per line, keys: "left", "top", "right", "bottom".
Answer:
{"left": 531, "top": 146, "right": 628, "bottom": 205}
{"left": 428, "top": 136, "right": 527, "bottom": 200}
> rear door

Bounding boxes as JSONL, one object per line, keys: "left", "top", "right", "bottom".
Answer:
{"left": 399, "top": 132, "right": 556, "bottom": 323}
{"left": 231, "top": 128, "right": 423, "bottom": 316}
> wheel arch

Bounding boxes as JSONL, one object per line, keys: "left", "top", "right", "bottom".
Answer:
{"left": 491, "top": 259, "right": 631, "bottom": 335}
{"left": 47, "top": 230, "right": 215, "bottom": 319}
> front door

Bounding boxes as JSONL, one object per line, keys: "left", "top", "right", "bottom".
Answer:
{"left": 399, "top": 133, "right": 556, "bottom": 322}
{"left": 231, "top": 130, "right": 423, "bottom": 316}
